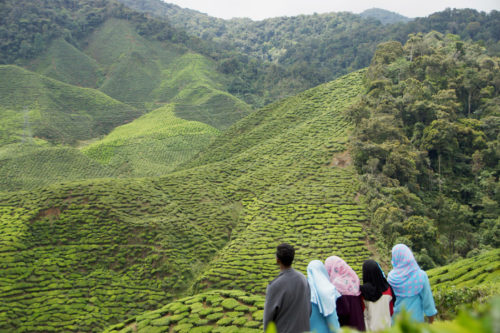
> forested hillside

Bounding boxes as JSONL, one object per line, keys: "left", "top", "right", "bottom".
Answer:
{"left": 348, "top": 31, "right": 500, "bottom": 267}
{"left": 360, "top": 8, "right": 412, "bottom": 25}
{"left": 118, "top": 0, "right": 500, "bottom": 103}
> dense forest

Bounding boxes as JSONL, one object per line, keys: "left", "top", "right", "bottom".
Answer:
{"left": 348, "top": 32, "right": 500, "bottom": 267}
{"left": 117, "top": 0, "right": 500, "bottom": 104}
{"left": 3, "top": 1, "right": 500, "bottom": 107}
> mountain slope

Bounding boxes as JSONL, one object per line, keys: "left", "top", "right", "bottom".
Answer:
{"left": 0, "top": 70, "right": 369, "bottom": 332}
{"left": 26, "top": 18, "right": 252, "bottom": 129}
{"left": 26, "top": 38, "right": 103, "bottom": 88}
{"left": 0, "top": 144, "right": 115, "bottom": 191}
{"left": 82, "top": 104, "right": 220, "bottom": 177}
{"left": 119, "top": 0, "right": 500, "bottom": 96}
{"left": 0, "top": 65, "right": 140, "bottom": 146}
{"left": 360, "top": 8, "right": 412, "bottom": 25}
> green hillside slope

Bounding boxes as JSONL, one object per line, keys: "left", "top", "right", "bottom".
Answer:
{"left": 84, "top": 18, "right": 183, "bottom": 105}
{"left": 185, "top": 70, "right": 369, "bottom": 294}
{"left": 152, "top": 53, "right": 251, "bottom": 129}
{"left": 0, "top": 144, "right": 115, "bottom": 191}
{"left": 82, "top": 105, "right": 220, "bottom": 177}
{"left": 37, "top": 18, "right": 252, "bottom": 129}
{"left": 26, "top": 38, "right": 103, "bottom": 88}
{"left": 0, "top": 65, "right": 140, "bottom": 145}
{"left": 0, "top": 70, "right": 369, "bottom": 332}
{"left": 0, "top": 178, "right": 222, "bottom": 332}
{"left": 429, "top": 249, "right": 500, "bottom": 319}
{"left": 429, "top": 249, "right": 500, "bottom": 289}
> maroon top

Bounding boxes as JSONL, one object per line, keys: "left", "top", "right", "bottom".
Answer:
{"left": 336, "top": 294, "right": 366, "bottom": 331}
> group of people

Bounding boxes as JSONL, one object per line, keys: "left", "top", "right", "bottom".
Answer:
{"left": 263, "top": 243, "right": 437, "bottom": 333}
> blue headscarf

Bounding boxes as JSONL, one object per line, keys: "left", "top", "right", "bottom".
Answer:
{"left": 387, "top": 244, "right": 426, "bottom": 297}
{"left": 307, "top": 260, "right": 341, "bottom": 317}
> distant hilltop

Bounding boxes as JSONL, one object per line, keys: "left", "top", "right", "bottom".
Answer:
{"left": 360, "top": 8, "right": 413, "bottom": 24}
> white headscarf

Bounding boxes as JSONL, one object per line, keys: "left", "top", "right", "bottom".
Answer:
{"left": 307, "top": 260, "right": 341, "bottom": 317}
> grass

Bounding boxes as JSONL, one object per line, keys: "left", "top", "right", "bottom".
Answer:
{"left": 0, "top": 65, "right": 141, "bottom": 146}
{"left": 82, "top": 104, "right": 220, "bottom": 177}
{"left": 25, "top": 38, "right": 103, "bottom": 88}
{"left": 0, "top": 143, "right": 115, "bottom": 191}
{"left": 0, "top": 70, "right": 369, "bottom": 331}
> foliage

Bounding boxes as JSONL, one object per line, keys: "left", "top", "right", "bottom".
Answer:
{"left": 0, "top": 71, "right": 371, "bottom": 331}
{"left": 359, "top": 8, "right": 412, "bottom": 25}
{"left": 82, "top": 104, "right": 220, "bottom": 177}
{"left": 0, "top": 0, "right": 190, "bottom": 64}
{"left": 0, "top": 143, "right": 116, "bottom": 191}
{"left": 0, "top": 65, "right": 141, "bottom": 146}
{"left": 348, "top": 32, "right": 500, "bottom": 264}
{"left": 103, "top": 290, "right": 265, "bottom": 332}
{"left": 102, "top": 250, "right": 499, "bottom": 332}
{"left": 118, "top": 0, "right": 500, "bottom": 105}
{"left": 428, "top": 249, "right": 500, "bottom": 319}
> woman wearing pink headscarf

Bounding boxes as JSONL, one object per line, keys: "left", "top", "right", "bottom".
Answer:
{"left": 325, "top": 256, "right": 365, "bottom": 331}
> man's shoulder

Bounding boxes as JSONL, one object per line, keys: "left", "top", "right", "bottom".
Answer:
{"left": 268, "top": 268, "right": 306, "bottom": 287}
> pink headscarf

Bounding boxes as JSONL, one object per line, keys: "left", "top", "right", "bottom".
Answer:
{"left": 325, "top": 256, "right": 361, "bottom": 296}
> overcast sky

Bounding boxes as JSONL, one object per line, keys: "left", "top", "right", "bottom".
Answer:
{"left": 164, "top": 0, "right": 499, "bottom": 20}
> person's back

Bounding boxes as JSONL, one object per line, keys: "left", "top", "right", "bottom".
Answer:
{"left": 360, "top": 260, "right": 394, "bottom": 331}
{"left": 264, "top": 243, "right": 311, "bottom": 333}
{"left": 388, "top": 244, "right": 437, "bottom": 323}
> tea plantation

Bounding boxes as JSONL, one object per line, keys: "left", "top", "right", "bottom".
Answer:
{"left": 2, "top": 69, "right": 497, "bottom": 332}
{"left": 26, "top": 19, "right": 252, "bottom": 130}
{"left": 0, "top": 70, "right": 370, "bottom": 331}
{"left": 0, "top": 144, "right": 115, "bottom": 191}
{"left": 82, "top": 105, "right": 220, "bottom": 177}
{"left": 0, "top": 65, "right": 140, "bottom": 146}
{"left": 428, "top": 249, "right": 500, "bottom": 319}
{"left": 102, "top": 250, "right": 499, "bottom": 332}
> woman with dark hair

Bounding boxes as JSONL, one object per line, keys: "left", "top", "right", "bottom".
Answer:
{"left": 325, "top": 256, "right": 365, "bottom": 331}
{"left": 307, "top": 260, "right": 341, "bottom": 333}
{"left": 360, "top": 260, "right": 395, "bottom": 331}
{"left": 387, "top": 244, "right": 437, "bottom": 323}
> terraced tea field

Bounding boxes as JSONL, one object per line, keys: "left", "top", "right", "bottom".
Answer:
{"left": 83, "top": 105, "right": 221, "bottom": 177}
{"left": 0, "top": 179, "right": 226, "bottom": 332}
{"left": 0, "top": 70, "right": 375, "bottom": 331}
{"left": 429, "top": 249, "right": 500, "bottom": 289}
{"left": 0, "top": 65, "right": 140, "bottom": 146}
{"left": 428, "top": 249, "right": 500, "bottom": 319}
{"left": 104, "top": 290, "right": 265, "bottom": 333}
{"left": 104, "top": 250, "right": 500, "bottom": 332}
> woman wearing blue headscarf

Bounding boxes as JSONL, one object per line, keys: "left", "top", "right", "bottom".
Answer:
{"left": 307, "top": 260, "right": 341, "bottom": 332}
{"left": 387, "top": 244, "right": 437, "bottom": 323}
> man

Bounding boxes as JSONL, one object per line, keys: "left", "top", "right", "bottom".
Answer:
{"left": 264, "top": 243, "right": 311, "bottom": 333}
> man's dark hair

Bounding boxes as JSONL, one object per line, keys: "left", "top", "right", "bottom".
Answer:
{"left": 276, "top": 243, "right": 295, "bottom": 267}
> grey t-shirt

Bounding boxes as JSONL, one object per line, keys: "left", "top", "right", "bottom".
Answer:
{"left": 263, "top": 268, "right": 311, "bottom": 333}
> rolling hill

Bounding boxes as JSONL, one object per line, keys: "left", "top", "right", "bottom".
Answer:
{"left": 0, "top": 65, "right": 140, "bottom": 146}
{"left": 82, "top": 104, "right": 220, "bottom": 177}
{"left": 0, "top": 70, "right": 371, "bottom": 332}
{"left": 24, "top": 18, "right": 252, "bottom": 129}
